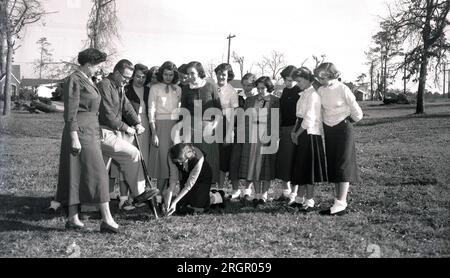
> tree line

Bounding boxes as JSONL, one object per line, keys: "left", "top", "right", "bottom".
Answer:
{"left": 1, "top": 0, "right": 449, "bottom": 115}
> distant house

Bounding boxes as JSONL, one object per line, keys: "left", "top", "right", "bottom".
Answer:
{"left": 354, "top": 89, "right": 370, "bottom": 101}
{"left": 21, "top": 78, "right": 62, "bottom": 90}
{"left": 0, "top": 65, "right": 21, "bottom": 99}
{"left": 21, "top": 78, "right": 63, "bottom": 98}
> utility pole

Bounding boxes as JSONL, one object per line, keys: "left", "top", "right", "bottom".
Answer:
{"left": 226, "top": 34, "right": 236, "bottom": 65}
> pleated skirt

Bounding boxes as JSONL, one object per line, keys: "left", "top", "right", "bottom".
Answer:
{"left": 323, "top": 119, "right": 361, "bottom": 183}
{"left": 291, "top": 131, "right": 327, "bottom": 185}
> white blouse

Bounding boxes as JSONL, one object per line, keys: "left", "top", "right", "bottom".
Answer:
{"left": 296, "top": 86, "right": 323, "bottom": 136}
{"left": 218, "top": 83, "right": 239, "bottom": 120}
{"left": 318, "top": 80, "right": 363, "bottom": 127}
{"left": 148, "top": 82, "right": 182, "bottom": 122}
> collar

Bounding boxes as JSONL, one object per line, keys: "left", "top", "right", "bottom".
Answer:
{"left": 107, "top": 73, "right": 122, "bottom": 88}
{"left": 189, "top": 79, "right": 207, "bottom": 89}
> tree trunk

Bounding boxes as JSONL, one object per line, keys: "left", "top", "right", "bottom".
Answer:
{"left": 2, "top": 43, "right": 12, "bottom": 115}
{"left": 416, "top": 50, "right": 429, "bottom": 114}
{"left": 370, "top": 61, "right": 374, "bottom": 100}
{"left": 0, "top": 36, "right": 5, "bottom": 76}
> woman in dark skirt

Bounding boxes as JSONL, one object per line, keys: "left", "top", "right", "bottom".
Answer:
{"left": 275, "top": 65, "right": 302, "bottom": 204}
{"left": 290, "top": 67, "right": 327, "bottom": 212}
{"left": 166, "top": 144, "right": 225, "bottom": 216}
{"left": 315, "top": 63, "right": 363, "bottom": 216}
{"left": 56, "top": 48, "right": 119, "bottom": 233}
{"left": 214, "top": 64, "right": 239, "bottom": 191}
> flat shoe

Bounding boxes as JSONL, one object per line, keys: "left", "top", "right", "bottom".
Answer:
{"left": 100, "top": 222, "right": 119, "bottom": 234}
{"left": 65, "top": 221, "right": 85, "bottom": 231}
{"left": 319, "top": 208, "right": 348, "bottom": 216}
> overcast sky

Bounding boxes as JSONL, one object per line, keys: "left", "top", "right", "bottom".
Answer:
{"left": 14, "top": 0, "right": 450, "bottom": 90}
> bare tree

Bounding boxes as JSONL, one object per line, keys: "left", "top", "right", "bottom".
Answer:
{"left": 255, "top": 60, "right": 268, "bottom": 77}
{"left": 263, "top": 50, "right": 286, "bottom": 80}
{"left": 312, "top": 54, "right": 327, "bottom": 70}
{"left": 386, "top": 0, "right": 450, "bottom": 114}
{"left": 87, "top": 0, "right": 119, "bottom": 53}
{"left": 1, "top": 0, "right": 47, "bottom": 115}
{"left": 205, "top": 60, "right": 217, "bottom": 79}
{"left": 232, "top": 51, "right": 244, "bottom": 79}
{"left": 356, "top": 73, "right": 367, "bottom": 87}
{"left": 33, "top": 37, "right": 53, "bottom": 78}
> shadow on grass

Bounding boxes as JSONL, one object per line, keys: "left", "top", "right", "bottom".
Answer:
{"left": 356, "top": 113, "right": 450, "bottom": 127}
{"left": 0, "top": 195, "right": 64, "bottom": 222}
{"left": 0, "top": 219, "right": 62, "bottom": 232}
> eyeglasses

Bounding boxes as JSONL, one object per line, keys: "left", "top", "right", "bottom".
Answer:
{"left": 134, "top": 75, "right": 146, "bottom": 80}
{"left": 119, "top": 71, "right": 132, "bottom": 81}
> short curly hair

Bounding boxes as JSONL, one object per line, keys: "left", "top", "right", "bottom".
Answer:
{"left": 186, "top": 61, "right": 206, "bottom": 79}
{"left": 292, "top": 67, "right": 315, "bottom": 82}
{"left": 214, "top": 63, "right": 235, "bottom": 82}
{"left": 77, "top": 48, "right": 107, "bottom": 66}
{"left": 156, "top": 61, "right": 179, "bottom": 84}
{"left": 254, "top": 76, "right": 275, "bottom": 93}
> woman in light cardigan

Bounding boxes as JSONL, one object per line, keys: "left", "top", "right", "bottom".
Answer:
{"left": 315, "top": 62, "right": 363, "bottom": 216}
{"left": 290, "top": 67, "right": 327, "bottom": 212}
{"left": 148, "top": 61, "right": 182, "bottom": 210}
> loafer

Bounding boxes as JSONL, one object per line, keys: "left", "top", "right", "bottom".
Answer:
{"left": 100, "top": 222, "right": 119, "bottom": 234}
{"left": 299, "top": 206, "right": 315, "bottom": 213}
{"left": 65, "top": 221, "right": 86, "bottom": 231}
{"left": 134, "top": 188, "right": 160, "bottom": 204}
{"left": 319, "top": 208, "right": 348, "bottom": 216}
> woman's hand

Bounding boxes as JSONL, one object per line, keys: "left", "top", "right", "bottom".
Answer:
{"left": 291, "top": 132, "right": 299, "bottom": 145}
{"left": 70, "top": 131, "right": 81, "bottom": 156}
{"left": 167, "top": 201, "right": 177, "bottom": 216}
{"left": 152, "top": 134, "right": 159, "bottom": 147}
{"left": 71, "top": 137, "right": 82, "bottom": 156}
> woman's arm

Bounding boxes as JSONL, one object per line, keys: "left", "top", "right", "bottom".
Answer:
{"left": 168, "top": 155, "right": 205, "bottom": 215}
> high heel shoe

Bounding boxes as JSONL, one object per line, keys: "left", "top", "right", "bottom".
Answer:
{"left": 100, "top": 222, "right": 119, "bottom": 234}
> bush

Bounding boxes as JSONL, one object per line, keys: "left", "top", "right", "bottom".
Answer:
{"left": 19, "top": 88, "right": 37, "bottom": 101}
{"left": 383, "top": 93, "right": 398, "bottom": 104}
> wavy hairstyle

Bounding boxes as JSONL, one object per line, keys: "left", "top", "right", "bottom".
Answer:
{"left": 156, "top": 61, "right": 179, "bottom": 84}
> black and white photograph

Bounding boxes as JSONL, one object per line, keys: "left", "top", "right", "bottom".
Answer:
{"left": 0, "top": 0, "right": 449, "bottom": 260}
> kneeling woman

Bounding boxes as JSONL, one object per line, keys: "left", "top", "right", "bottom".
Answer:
{"left": 166, "top": 143, "right": 225, "bottom": 216}
{"left": 290, "top": 67, "right": 327, "bottom": 212}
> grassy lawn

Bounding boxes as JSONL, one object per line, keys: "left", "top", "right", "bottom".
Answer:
{"left": 0, "top": 101, "right": 449, "bottom": 258}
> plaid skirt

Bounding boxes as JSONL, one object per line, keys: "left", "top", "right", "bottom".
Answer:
{"left": 323, "top": 119, "right": 361, "bottom": 183}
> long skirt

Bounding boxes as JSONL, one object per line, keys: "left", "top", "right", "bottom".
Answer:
{"left": 56, "top": 113, "right": 109, "bottom": 206}
{"left": 291, "top": 131, "right": 327, "bottom": 185}
{"left": 239, "top": 123, "right": 276, "bottom": 182}
{"left": 323, "top": 119, "right": 361, "bottom": 183}
{"left": 148, "top": 119, "right": 177, "bottom": 180}
{"left": 218, "top": 116, "right": 233, "bottom": 172}
{"left": 275, "top": 125, "right": 297, "bottom": 182}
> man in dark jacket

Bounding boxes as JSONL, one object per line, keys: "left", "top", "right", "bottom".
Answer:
{"left": 99, "top": 59, "right": 158, "bottom": 204}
